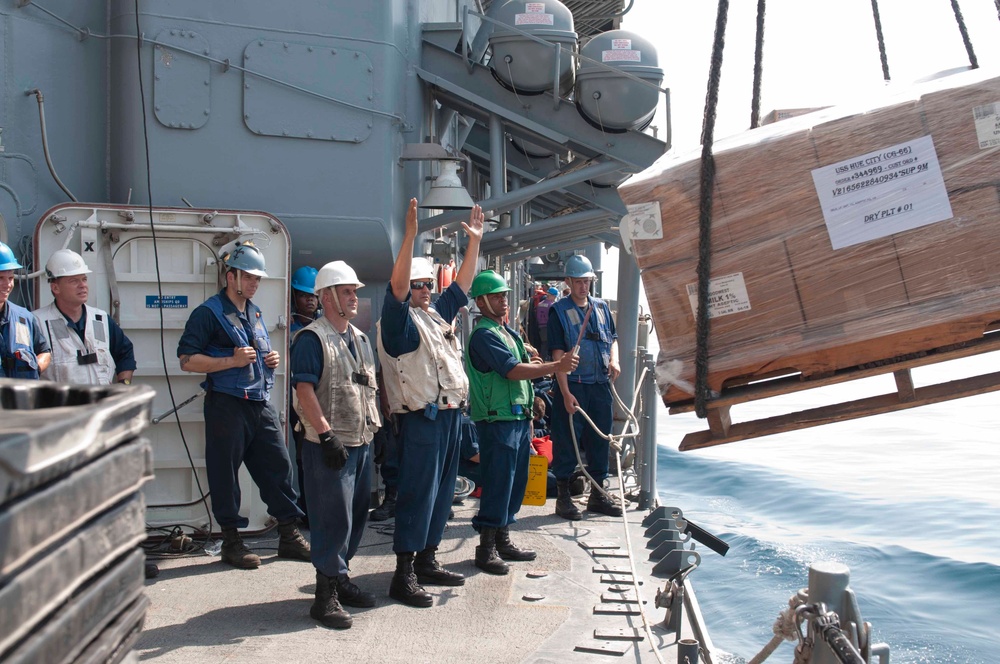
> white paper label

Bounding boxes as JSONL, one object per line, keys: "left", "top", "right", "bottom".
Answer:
{"left": 611, "top": 39, "right": 632, "bottom": 50}
{"left": 515, "top": 12, "right": 554, "bottom": 25}
{"left": 623, "top": 202, "right": 662, "bottom": 239}
{"left": 973, "top": 102, "right": 1000, "bottom": 149}
{"left": 685, "top": 273, "right": 752, "bottom": 319}
{"left": 811, "top": 135, "right": 953, "bottom": 250}
{"left": 602, "top": 49, "right": 641, "bottom": 63}
{"left": 524, "top": 2, "right": 545, "bottom": 11}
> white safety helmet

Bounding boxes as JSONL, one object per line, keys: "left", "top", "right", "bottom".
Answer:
{"left": 46, "top": 249, "right": 92, "bottom": 280}
{"left": 409, "top": 256, "right": 436, "bottom": 282}
{"left": 315, "top": 260, "right": 365, "bottom": 291}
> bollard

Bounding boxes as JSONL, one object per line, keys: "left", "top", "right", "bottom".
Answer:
{"left": 677, "top": 638, "right": 700, "bottom": 664}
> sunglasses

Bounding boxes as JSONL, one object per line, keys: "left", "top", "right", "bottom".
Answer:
{"left": 410, "top": 281, "right": 434, "bottom": 291}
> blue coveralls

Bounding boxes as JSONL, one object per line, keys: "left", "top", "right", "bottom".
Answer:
{"left": 290, "top": 328, "right": 371, "bottom": 579}
{"left": 547, "top": 296, "right": 617, "bottom": 482}
{"left": 467, "top": 323, "right": 532, "bottom": 530}
{"left": 177, "top": 289, "right": 302, "bottom": 530}
{"left": 0, "top": 301, "right": 50, "bottom": 379}
{"left": 379, "top": 282, "right": 466, "bottom": 554}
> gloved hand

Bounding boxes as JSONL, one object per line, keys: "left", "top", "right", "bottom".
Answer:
{"left": 318, "top": 430, "right": 349, "bottom": 471}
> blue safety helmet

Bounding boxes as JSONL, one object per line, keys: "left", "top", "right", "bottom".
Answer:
{"left": 0, "top": 240, "right": 22, "bottom": 271}
{"left": 224, "top": 241, "right": 267, "bottom": 277}
{"left": 291, "top": 266, "right": 318, "bottom": 294}
{"left": 565, "top": 254, "right": 596, "bottom": 279}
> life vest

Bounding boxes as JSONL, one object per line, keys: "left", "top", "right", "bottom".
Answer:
{"left": 465, "top": 317, "right": 532, "bottom": 423}
{"left": 35, "top": 303, "right": 116, "bottom": 384}
{"left": 377, "top": 305, "right": 469, "bottom": 414}
{"left": 200, "top": 294, "right": 273, "bottom": 400}
{"left": 1, "top": 301, "right": 42, "bottom": 379}
{"left": 293, "top": 317, "right": 381, "bottom": 446}
{"left": 536, "top": 298, "right": 554, "bottom": 327}
{"left": 552, "top": 296, "right": 614, "bottom": 384}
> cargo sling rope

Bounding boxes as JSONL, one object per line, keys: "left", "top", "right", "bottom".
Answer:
{"left": 692, "top": 0, "right": 983, "bottom": 419}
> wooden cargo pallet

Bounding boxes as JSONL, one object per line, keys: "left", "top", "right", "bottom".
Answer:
{"left": 669, "top": 328, "right": 1000, "bottom": 450}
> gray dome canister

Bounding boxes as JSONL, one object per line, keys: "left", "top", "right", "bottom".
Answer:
{"left": 576, "top": 30, "right": 663, "bottom": 132}
{"left": 489, "top": 0, "right": 578, "bottom": 96}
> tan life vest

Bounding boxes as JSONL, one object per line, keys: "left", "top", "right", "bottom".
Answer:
{"left": 35, "top": 303, "right": 116, "bottom": 384}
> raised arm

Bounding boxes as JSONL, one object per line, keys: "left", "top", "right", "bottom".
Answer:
{"left": 389, "top": 198, "right": 419, "bottom": 302}
{"left": 454, "top": 204, "right": 485, "bottom": 293}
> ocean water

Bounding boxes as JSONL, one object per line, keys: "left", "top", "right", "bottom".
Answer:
{"left": 653, "top": 354, "right": 1000, "bottom": 663}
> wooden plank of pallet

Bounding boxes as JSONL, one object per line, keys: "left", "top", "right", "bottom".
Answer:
{"left": 669, "top": 331, "right": 1000, "bottom": 414}
{"left": 679, "top": 370, "right": 1000, "bottom": 450}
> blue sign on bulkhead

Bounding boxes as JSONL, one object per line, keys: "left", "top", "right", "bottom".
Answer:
{"left": 146, "top": 295, "right": 189, "bottom": 309}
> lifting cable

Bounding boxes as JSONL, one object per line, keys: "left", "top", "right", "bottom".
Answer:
{"left": 749, "top": 0, "right": 766, "bottom": 129}
{"left": 949, "top": 0, "right": 978, "bottom": 70}
{"left": 870, "top": 0, "right": 891, "bottom": 83}
{"left": 693, "top": 0, "right": 730, "bottom": 419}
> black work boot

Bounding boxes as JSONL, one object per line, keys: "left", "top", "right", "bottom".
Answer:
{"left": 220, "top": 528, "right": 261, "bottom": 569}
{"left": 474, "top": 528, "right": 510, "bottom": 575}
{"left": 495, "top": 526, "right": 537, "bottom": 561}
{"left": 369, "top": 486, "right": 397, "bottom": 522}
{"left": 389, "top": 552, "right": 434, "bottom": 608}
{"left": 555, "top": 480, "right": 582, "bottom": 521}
{"left": 276, "top": 521, "right": 312, "bottom": 561}
{"left": 336, "top": 574, "right": 376, "bottom": 608}
{"left": 311, "top": 571, "right": 352, "bottom": 629}
{"left": 586, "top": 485, "right": 623, "bottom": 517}
{"left": 414, "top": 547, "right": 465, "bottom": 586}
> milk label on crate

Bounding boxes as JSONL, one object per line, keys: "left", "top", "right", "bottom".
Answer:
{"left": 811, "top": 135, "right": 952, "bottom": 250}
{"left": 685, "top": 272, "right": 751, "bottom": 319}
{"left": 973, "top": 102, "right": 1000, "bottom": 149}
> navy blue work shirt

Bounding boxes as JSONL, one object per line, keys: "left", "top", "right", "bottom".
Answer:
{"left": 468, "top": 321, "right": 522, "bottom": 378}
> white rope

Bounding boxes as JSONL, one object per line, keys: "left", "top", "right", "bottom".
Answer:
{"left": 563, "top": 368, "right": 668, "bottom": 664}
{"left": 747, "top": 593, "right": 806, "bottom": 664}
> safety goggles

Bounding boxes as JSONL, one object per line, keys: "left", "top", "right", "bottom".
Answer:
{"left": 410, "top": 281, "right": 434, "bottom": 291}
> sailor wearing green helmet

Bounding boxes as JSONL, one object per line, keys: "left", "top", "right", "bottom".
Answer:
{"left": 465, "top": 270, "right": 577, "bottom": 575}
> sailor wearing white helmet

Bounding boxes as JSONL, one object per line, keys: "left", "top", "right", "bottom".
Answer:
{"left": 290, "top": 260, "right": 381, "bottom": 629}
{"left": 34, "top": 248, "right": 134, "bottom": 385}
{"left": 0, "top": 240, "right": 51, "bottom": 379}
{"left": 377, "top": 198, "right": 484, "bottom": 608}
{"left": 177, "top": 241, "right": 309, "bottom": 570}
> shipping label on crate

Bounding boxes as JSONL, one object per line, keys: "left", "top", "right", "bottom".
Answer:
{"left": 620, "top": 202, "right": 662, "bottom": 255}
{"left": 811, "top": 135, "right": 953, "bottom": 250}
{"left": 973, "top": 102, "right": 1000, "bottom": 149}
{"left": 685, "top": 272, "right": 751, "bottom": 319}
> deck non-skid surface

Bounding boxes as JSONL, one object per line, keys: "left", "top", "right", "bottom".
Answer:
{"left": 137, "top": 492, "right": 698, "bottom": 663}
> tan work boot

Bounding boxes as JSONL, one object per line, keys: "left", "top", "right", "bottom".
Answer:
{"left": 221, "top": 528, "right": 261, "bottom": 569}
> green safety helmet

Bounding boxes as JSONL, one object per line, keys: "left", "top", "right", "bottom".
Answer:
{"left": 0, "top": 240, "right": 22, "bottom": 271}
{"left": 565, "top": 254, "right": 596, "bottom": 279}
{"left": 223, "top": 241, "right": 267, "bottom": 277}
{"left": 469, "top": 270, "right": 511, "bottom": 299}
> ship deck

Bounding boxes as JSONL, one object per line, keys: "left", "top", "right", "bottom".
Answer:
{"left": 135, "top": 487, "right": 710, "bottom": 664}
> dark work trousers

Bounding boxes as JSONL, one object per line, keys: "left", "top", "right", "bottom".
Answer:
{"left": 471, "top": 419, "right": 531, "bottom": 530}
{"left": 301, "top": 440, "right": 372, "bottom": 578}
{"left": 373, "top": 423, "right": 399, "bottom": 489}
{"left": 549, "top": 381, "right": 613, "bottom": 482}
{"left": 203, "top": 391, "right": 303, "bottom": 529}
{"left": 392, "top": 407, "right": 462, "bottom": 554}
